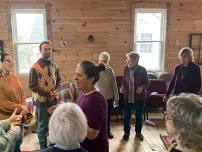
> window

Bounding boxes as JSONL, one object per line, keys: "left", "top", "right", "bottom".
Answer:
{"left": 137, "top": 33, "right": 153, "bottom": 53}
{"left": 11, "top": 9, "right": 47, "bottom": 74}
{"left": 134, "top": 9, "right": 167, "bottom": 71}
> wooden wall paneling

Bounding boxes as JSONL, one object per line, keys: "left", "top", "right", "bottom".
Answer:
{"left": 52, "top": 32, "right": 130, "bottom": 47}
{"left": 0, "top": 33, "right": 9, "bottom": 40}
{"left": 50, "top": 0, "right": 129, "bottom": 10}
{"left": 132, "top": 0, "right": 202, "bottom": 2}
{"left": 2, "top": 0, "right": 202, "bottom": 96}
{"left": 51, "top": 22, "right": 130, "bottom": 33}
{"left": 51, "top": 8, "right": 130, "bottom": 19}
{"left": 10, "top": 2, "right": 45, "bottom": 9}
{"left": 46, "top": 2, "right": 53, "bottom": 41}
{"left": 134, "top": 2, "right": 167, "bottom": 8}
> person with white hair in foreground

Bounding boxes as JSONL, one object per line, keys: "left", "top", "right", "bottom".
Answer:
{"left": 165, "top": 93, "right": 202, "bottom": 152}
{"left": 42, "top": 103, "right": 88, "bottom": 152}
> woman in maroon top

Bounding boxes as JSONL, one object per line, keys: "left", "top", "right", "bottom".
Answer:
{"left": 75, "top": 61, "right": 109, "bottom": 152}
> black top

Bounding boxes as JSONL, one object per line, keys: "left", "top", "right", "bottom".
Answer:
{"left": 166, "top": 62, "right": 201, "bottom": 96}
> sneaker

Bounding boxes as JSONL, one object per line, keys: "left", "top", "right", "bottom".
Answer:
{"left": 108, "top": 132, "right": 114, "bottom": 139}
{"left": 136, "top": 133, "right": 144, "bottom": 141}
{"left": 123, "top": 133, "right": 129, "bottom": 141}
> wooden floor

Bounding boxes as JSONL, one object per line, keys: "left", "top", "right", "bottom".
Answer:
{"left": 21, "top": 113, "right": 168, "bottom": 152}
{"left": 109, "top": 113, "right": 167, "bottom": 152}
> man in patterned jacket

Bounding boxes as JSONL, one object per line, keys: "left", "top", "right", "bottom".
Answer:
{"left": 29, "top": 41, "right": 61, "bottom": 150}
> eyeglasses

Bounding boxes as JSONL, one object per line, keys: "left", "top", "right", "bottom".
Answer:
{"left": 4, "top": 59, "right": 14, "bottom": 63}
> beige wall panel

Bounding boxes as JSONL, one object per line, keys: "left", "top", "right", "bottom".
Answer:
{"left": 1, "top": 0, "right": 202, "bottom": 95}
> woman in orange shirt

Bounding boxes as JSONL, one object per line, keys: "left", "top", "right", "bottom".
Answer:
{"left": 0, "top": 52, "right": 27, "bottom": 152}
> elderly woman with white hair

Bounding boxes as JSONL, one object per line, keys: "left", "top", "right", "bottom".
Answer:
{"left": 120, "top": 52, "right": 148, "bottom": 141}
{"left": 165, "top": 93, "right": 202, "bottom": 152}
{"left": 163, "top": 47, "right": 201, "bottom": 102}
{"left": 95, "top": 51, "right": 119, "bottom": 139}
{"left": 42, "top": 103, "right": 88, "bottom": 152}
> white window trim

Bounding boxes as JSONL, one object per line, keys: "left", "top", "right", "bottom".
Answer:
{"left": 11, "top": 9, "right": 47, "bottom": 75}
{"left": 133, "top": 8, "right": 167, "bottom": 71}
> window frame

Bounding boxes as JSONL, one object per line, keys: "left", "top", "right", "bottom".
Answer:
{"left": 11, "top": 9, "right": 47, "bottom": 75}
{"left": 133, "top": 8, "right": 167, "bottom": 71}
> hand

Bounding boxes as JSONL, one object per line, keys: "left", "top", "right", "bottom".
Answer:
{"left": 47, "top": 105, "right": 58, "bottom": 114}
{"left": 119, "top": 86, "right": 125, "bottom": 94}
{"left": 9, "top": 108, "right": 22, "bottom": 126}
{"left": 136, "top": 86, "right": 143, "bottom": 94}
{"left": 163, "top": 96, "right": 168, "bottom": 103}
{"left": 10, "top": 123, "right": 21, "bottom": 133}
{"left": 14, "top": 104, "right": 22, "bottom": 113}
{"left": 21, "top": 105, "right": 28, "bottom": 114}
{"left": 113, "top": 101, "right": 119, "bottom": 108}
{"left": 14, "top": 104, "right": 27, "bottom": 115}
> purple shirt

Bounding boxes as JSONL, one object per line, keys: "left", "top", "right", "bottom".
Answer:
{"left": 76, "top": 91, "right": 109, "bottom": 152}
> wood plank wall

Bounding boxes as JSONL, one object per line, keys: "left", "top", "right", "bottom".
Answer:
{"left": 0, "top": 0, "right": 202, "bottom": 96}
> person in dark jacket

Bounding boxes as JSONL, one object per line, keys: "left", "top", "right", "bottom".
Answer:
{"left": 120, "top": 52, "right": 148, "bottom": 141}
{"left": 163, "top": 47, "right": 201, "bottom": 102}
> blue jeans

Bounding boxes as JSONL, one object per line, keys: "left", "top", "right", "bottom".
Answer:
{"left": 36, "top": 102, "right": 52, "bottom": 149}
{"left": 123, "top": 100, "right": 145, "bottom": 135}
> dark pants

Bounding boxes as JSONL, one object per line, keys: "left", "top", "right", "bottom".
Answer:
{"left": 107, "top": 99, "right": 113, "bottom": 133}
{"left": 123, "top": 100, "right": 145, "bottom": 135}
{"left": 35, "top": 102, "right": 53, "bottom": 149}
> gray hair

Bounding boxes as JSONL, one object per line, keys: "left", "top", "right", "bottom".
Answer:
{"left": 49, "top": 103, "right": 87, "bottom": 146}
{"left": 178, "top": 47, "right": 194, "bottom": 62}
{"left": 99, "top": 51, "right": 110, "bottom": 61}
{"left": 126, "top": 51, "right": 140, "bottom": 62}
{"left": 167, "top": 93, "right": 202, "bottom": 150}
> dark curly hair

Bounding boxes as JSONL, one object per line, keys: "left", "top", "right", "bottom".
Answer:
{"left": 39, "top": 41, "right": 52, "bottom": 51}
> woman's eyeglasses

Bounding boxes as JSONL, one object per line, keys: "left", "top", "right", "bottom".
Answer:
{"left": 4, "top": 59, "right": 14, "bottom": 63}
